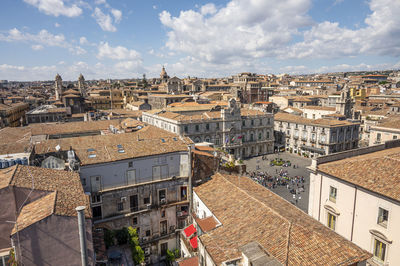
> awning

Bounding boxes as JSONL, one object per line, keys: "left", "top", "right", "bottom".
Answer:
{"left": 301, "top": 145, "right": 325, "bottom": 154}
{"left": 184, "top": 224, "right": 196, "bottom": 238}
{"left": 190, "top": 236, "right": 198, "bottom": 249}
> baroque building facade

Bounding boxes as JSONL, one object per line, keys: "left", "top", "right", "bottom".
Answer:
{"left": 143, "top": 98, "right": 274, "bottom": 159}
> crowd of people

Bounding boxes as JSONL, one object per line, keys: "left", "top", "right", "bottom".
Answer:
{"left": 247, "top": 165, "right": 306, "bottom": 202}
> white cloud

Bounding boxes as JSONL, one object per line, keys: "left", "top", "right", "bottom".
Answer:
{"left": 0, "top": 28, "right": 66, "bottom": 47}
{"left": 200, "top": 3, "right": 216, "bottom": 15}
{"left": 159, "top": 0, "right": 312, "bottom": 64}
{"left": 97, "top": 42, "right": 141, "bottom": 60}
{"left": 284, "top": 0, "right": 400, "bottom": 59}
{"left": 153, "top": 5, "right": 157, "bottom": 10}
{"left": 111, "top": 9, "right": 122, "bottom": 24}
{"left": 31, "top": 44, "right": 44, "bottom": 50}
{"left": 23, "top": 0, "right": 82, "bottom": 17}
{"left": 0, "top": 28, "right": 87, "bottom": 56}
{"left": 54, "top": 22, "right": 60, "bottom": 27}
{"left": 92, "top": 7, "right": 117, "bottom": 32}
{"left": 79, "top": 36, "right": 88, "bottom": 45}
{"left": 0, "top": 60, "right": 145, "bottom": 81}
{"left": 69, "top": 46, "right": 87, "bottom": 55}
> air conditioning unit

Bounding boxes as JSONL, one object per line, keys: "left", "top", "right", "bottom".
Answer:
{"left": 169, "top": 225, "right": 176, "bottom": 231}
{"left": 145, "top": 257, "right": 151, "bottom": 264}
{"left": 142, "top": 236, "right": 149, "bottom": 242}
{"left": 147, "top": 204, "right": 151, "bottom": 210}
{"left": 160, "top": 198, "right": 166, "bottom": 204}
{"left": 144, "top": 247, "right": 151, "bottom": 256}
{"left": 120, "top": 197, "right": 127, "bottom": 202}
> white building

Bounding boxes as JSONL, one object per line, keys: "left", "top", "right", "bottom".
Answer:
{"left": 181, "top": 172, "right": 371, "bottom": 265}
{"left": 308, "top": 140, "right": 400, "bottom": 265}
{"left": 274, "top": 112, "right": 360, "bottom": 157}
{"left": 143, "top": 98, "right": 274, "bottom": 159}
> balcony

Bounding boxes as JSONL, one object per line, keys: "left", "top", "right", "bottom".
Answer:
{"left": 177, "top": 210, "right": 189, "bottom": 217}
{"left": 301, "top": 136, "right": 307, "bottom": 141}
{"left": 310, "top": 139, "right": 316, "bottom": 143}
{"left": 293, "top": 135, "right": 299, "bottom": 140}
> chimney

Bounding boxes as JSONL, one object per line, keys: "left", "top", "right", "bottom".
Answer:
{"left": 76, "top": 206, "right": 88, "bottom": 266}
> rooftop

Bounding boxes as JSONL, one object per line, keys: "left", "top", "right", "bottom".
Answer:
{"left": 318, "top": 146, "right": 400, "bottom": 202}
{"left": 0, "top": 164, "right": 91, "bottom": 234}
{"left": 35, "top": 126, "right": 192, "bottom": 166}
{"left": 194, "top": 173, "right": 371, "bottom": 265}
{"left": 274, "top": 112, "right": 357, "bottom": 127}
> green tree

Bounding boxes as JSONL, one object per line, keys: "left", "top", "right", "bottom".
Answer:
{"left": 128, "top": 227, "right": 144, "bottom": 265}
{"left": 115, "top": 227, "right": 129, "bottom": 245}
{"left": 166, "top": 248, "right": 180, "bottom": 265}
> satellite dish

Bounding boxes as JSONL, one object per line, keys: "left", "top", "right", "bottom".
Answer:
{"left": 55, "top": 145, "right": 61, "bottom": 151}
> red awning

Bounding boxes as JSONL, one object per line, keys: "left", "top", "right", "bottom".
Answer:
{"left": 184, "top": 224, "right": 196, "bottom": 238}
{"left": 190, "top": 236, "right": 198, "bottom": 249}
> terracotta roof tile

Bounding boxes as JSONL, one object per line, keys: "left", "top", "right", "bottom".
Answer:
{"left": 194, "top": 173, "right": 371, "bottom": 265}
{"left": 0, "top": 165, "right": 91, "bottom": 218}
{"left": 319, "top": 146, "right": 400, "bottom": 202}
{"left": 11, "top": 191, "right": 56, "bottom": 234}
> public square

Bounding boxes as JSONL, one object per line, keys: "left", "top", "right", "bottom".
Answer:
{"left": 244, "top": 152, "right": 312, "bottom": 212}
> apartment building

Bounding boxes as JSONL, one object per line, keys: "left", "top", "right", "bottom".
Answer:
{"left": 369, "top": 116, "right": 400, "bottom": 146}
{"left": 0, "top": 101, "right": 29, "bottom": 128}
{"left": 147, "top": 94, "right": 192, "bottom": 109}
{"left": 0, "top": 165, "right": 93, "bottom": 265}
{"left": 143, "top": 98, "right": 274, "bottom": 159}
{"left": 181, "top": 172, "right": 371, "bottom": 265}
{"left": 274, "top": 112, "right": 360, "bottom": 157}
{"left": 308, "top": 141, "right": 400, "bottom": 265}
{"left": 34, "top": 126, "right": 193, "bottom": 264}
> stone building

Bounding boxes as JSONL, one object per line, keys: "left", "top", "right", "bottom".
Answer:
{"left": 143, "top": 98, "right": 274, "bottom": 159}
{"left": 274, "top": 112, "right": 360, "bottom": 157}
{"left": 0, "top": 101, "right": 29, "bottom": 128}
{"left": 33, "top": 126, "right": 193, "bottom": 264}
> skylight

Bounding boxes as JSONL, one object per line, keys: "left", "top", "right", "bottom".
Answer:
{"left": 117, "top": 144, "right": 125, "bottom": 153}
{"left": 173, "top": 137, "right": 177, "bottom": 141}
{"left": 88, "top": 154, "right": 96, "bottom": 158}
{"left": 161, "top": 138, "right": 166, "bottom": 143}
{"left": 87, "top": 148, "right": 96, "bottom": 152}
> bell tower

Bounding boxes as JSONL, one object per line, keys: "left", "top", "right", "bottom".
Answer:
{"left": 55, "top": 73, "right": 63, "bottom": 101}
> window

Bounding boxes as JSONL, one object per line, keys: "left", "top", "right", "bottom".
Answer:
{"left": 128, "top": 161, "right": 133, "bottom": 168}
{"left": 377, "top": 133, "right": 381, "bottom": 141}
{"left": 132, "top": 217, "right": 138, "bottom": 225}
{"left": 130, "top": 195, "right": 138, "bottom": 212}
{"left": 117, "top": 202, "right": 124, "bottom": 211}
{"left": 81, "top": 178, "right": 86, "bottom": 186}
{"left": 329, "top": 186, "right": 337, "bottom": 203}
{"left": 160, "top": 242, "right": 168, "bottom": 256}
{"left": 250, "top": 134, "right": 254, "bottom": 141}
{"left": 216, "top": 123, "right": 220, "bottom": 130}
{"left": 195, "top": 125, "right": 199, "bottom": 132}
{"left": 180, "top": 186, "right": 187, "bottom": 200}
{"left": 161, "top": 210, "right": 166, "bottom": 218}
{"left": 92, "top": 206, "right": 102, "bottom": 219}
{"left": 160, "top": 221, "right": 168, "bottom": 236}
{"left": 258, "top": 132, "right": 262, "bottom": 140}
{"left": 266, "top": 131, "right": 270, "bottom": 139}
{"left": 251, "top": 120, "right": 254, "bottom": 126}
{"left": 159, "top": 189, "right": 166, "bottom": 204}
{"left": 127, "top": 169, "right": 136, "bottom": 185}
{"left": 327, "top": 213, "right": 336, "bottom": 230}
{"left": 242, "top": 120, "right": 245, "bottom": 126}
{"left": 373, "top": 239, "right": 386, "bottom": 262}
{"left": 394, "top": 135, "right": 398, "bottom": 140}
{"left": 0, "top": 254, "right": 10, "bottom": 266}
{"left": 91, "top": 194, "right": 101, "bottom": 204}
{"left": 206, "top": 123, "right": 209, "bottom": 130}
{"left": 144, "top": 197, "right": 150, "bottom": 205}
{"left": 377, "top": 208, "right": 389, "bottom": 227}
{"left": 117, "top": 144, "right": 125, "bottom": 153}
{"left": 184, "top": 126, "right": 188, "bottom": 133}
{"left": 146, "top": 230, "right": 151, "bottom": 237}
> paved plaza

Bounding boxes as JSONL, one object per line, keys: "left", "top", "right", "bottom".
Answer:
{"left": 243, "top": 152, "right": 312, "bottom": 212}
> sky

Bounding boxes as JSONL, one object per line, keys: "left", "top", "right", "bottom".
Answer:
{"left": 0, "top": 0, "right": 400, "bottom": 81}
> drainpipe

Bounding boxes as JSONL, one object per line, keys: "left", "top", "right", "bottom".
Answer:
{"left": 188, "top": 145, "right": 193, "bottom": 217}
{"left": 350, "top": 186, "right": 357, "bottom": 241}
{"left": 76, "top": 206, "right": 88, "bottom": 266}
